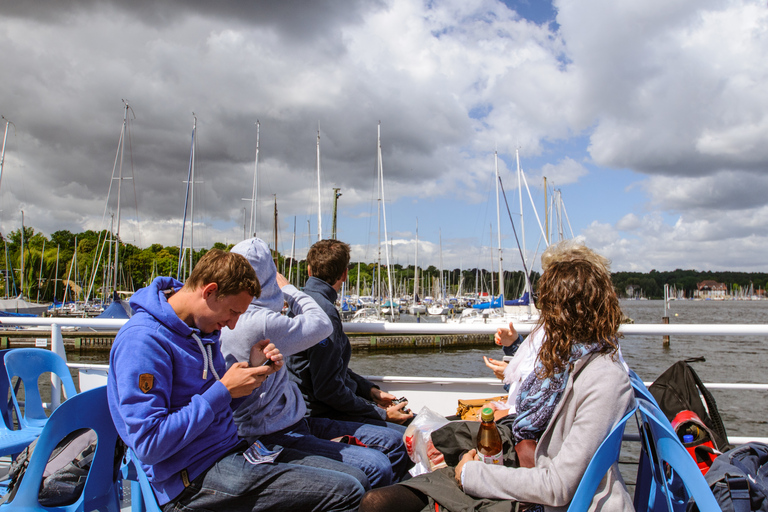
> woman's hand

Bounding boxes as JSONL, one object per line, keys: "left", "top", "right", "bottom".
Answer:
{"left": 483, "top": 356, "right": 508, "bottom": 380}
{"left": 455, "top": 449, "right": 480, "bottom": 488}
{"left": 495, "top": 322, "right": 519, "bottom": 346}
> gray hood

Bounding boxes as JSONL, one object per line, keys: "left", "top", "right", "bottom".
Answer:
{"left": 230, "top": 238, "right": 283, "bottom": 313}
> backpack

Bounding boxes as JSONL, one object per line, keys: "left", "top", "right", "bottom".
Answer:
{"left": 702, "top": 442, "right": 768, "bottom": 512}
{"left": 649, "top": 358, "right": 730, "bottom": 473}
{"left": 1, "top": 428, "right": 123, "bottom": 507}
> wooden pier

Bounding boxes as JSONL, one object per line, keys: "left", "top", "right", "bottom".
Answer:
{"left": 0, "top": 329, "right": 495, "bottom": 351}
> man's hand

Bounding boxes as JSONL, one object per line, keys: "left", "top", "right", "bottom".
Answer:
{"left": 276, "top": 272, "right": 289, "bottom": 288}
{"left": 370, "top": 387, "right": 395, "bottom": 407}
{"left": 385, "top": 400, "right": 414, "bottom": 424}
{"left": 483, "top": 356, "right": 508, "bottom": 381}
{"left": 220, "top": 362, "right": 274, "bottom": 398}
{"left": 455, "top": 449, "right": 480, "bottom": 488}
{"left": 248, "top": 339, "right": 284, "bottom": 370}
{"left": 494, "top": 321, "right": 519, "bottom": 347}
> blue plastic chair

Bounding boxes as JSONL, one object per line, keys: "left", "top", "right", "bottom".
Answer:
{"left": 633, "top": 397, "right": 721, "bottom": 512}
{"left": 628, "top": 369, "right": 659, "bottom": 406}
{"left": 0, "top": 350, "right": 40, "bottom": 459}
{"left": 121, "top": 449, "right": 162, "bottom": 512}
{"left": 0, "top": 386, "right": 121, "bottom": 512}
{"left": 0, "top": 349, "right": 17, "bottom": 429}
{"left": 566, "top": 404, "right": 638, "bottom": 512}
{"left": 4, "top": 348, "right": 78, "bottom": 434}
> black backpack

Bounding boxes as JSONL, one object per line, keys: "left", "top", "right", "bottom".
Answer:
{"left": 649, "top": 358, "right": 730, "bottom": 452}
{"left": 703, "top": 442, "right": 768, "bottom": 512}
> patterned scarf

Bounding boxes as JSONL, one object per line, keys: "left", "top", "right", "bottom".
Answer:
{"left": 512, "top": 342, "right": 605, "bottom": 443}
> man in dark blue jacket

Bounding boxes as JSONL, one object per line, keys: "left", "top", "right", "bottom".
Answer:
{"left": 108, "top": 249, "right": 364, "bottom": 511}
{"left": 286, "top": 239, "right": 413, "bottom": 437}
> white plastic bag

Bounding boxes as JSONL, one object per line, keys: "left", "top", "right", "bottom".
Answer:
{"left": 403, "top": 406, "right": 450, "bottom": 476}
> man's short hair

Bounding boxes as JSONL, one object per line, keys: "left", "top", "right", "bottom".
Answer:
{"left": 185, "top": 249, "right": 261, "bottom": 298}
{"left": 307, "top": 239, "right": 350, "bottom": 285}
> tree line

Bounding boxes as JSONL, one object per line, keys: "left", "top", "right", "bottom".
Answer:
{"left": 3, "top": 228, "right": 764, "bottom": 303}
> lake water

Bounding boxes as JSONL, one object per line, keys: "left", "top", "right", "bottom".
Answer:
{"left": 348, "top": 300, "right": 768, "bottom": 440}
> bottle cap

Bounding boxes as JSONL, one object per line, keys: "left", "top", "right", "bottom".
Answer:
{"left": 683, "top": 434, "right": 694, "bottom": 443}
{"left": 480, "top": 407, "right": 494, "bottom": 422}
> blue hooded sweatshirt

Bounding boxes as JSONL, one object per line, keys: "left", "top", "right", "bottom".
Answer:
{"left": 220, "top": 238, "right": 333, "bottom": 438}
{"left": 107, "top": 276, "right": 240, "bottom": 505}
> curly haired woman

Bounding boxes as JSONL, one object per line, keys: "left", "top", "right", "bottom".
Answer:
{"left": 360, "top": 241, "right": 635, "bottom": 512}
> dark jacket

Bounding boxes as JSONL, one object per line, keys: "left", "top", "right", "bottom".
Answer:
{"left": 286, "top": 276, "right": 386, "bottom": 421}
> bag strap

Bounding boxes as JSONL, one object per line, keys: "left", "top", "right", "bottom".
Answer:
{"left": 725, "top": 475, "right": 752, "bottom": 512}
{"left": 686, "top": 363, "right": 729, "bottom": 449}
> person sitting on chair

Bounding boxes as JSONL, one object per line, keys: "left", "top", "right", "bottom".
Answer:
{"left": 359, "top": 240, "right": 635, "bottom": 512}
{"left": 286, "top": 239, "right": 413, "bottom": 432}
{"left": 108, "top": 249, "right": 365, "bottom": 512}
{"left": 220, "top": 238, "right": 409, "bottom": 487}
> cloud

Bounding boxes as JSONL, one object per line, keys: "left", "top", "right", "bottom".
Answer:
{"left": 1, "top": 0, "right": 767, "bottom": 276}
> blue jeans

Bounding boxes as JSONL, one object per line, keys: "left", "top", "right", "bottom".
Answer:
{"left": 257, "top": 417, "right": 410, "bottom": 487}
{"left": 162, "top": 446, "right": 364, "bottom": 512}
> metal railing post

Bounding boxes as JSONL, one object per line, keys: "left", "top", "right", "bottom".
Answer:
{"left": 50, "top": 323, "right": 65, "bottom": 409}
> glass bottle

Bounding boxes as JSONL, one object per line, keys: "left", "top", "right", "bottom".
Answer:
{"left": 476, "top": 407, "right": 503, "bottom": 465}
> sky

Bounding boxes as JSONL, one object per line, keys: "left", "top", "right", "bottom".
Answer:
{"left": 1, "top": 0, "right": 767, "bottom": 278}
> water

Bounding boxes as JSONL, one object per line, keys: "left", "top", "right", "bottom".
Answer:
{"left": 349, "top": 300, "right": 768, "bottom": 440}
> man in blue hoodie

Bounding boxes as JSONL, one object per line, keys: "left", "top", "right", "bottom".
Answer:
{"left": 108, "top": 249, "right": 364, "bottom": 511}
{"left": 221, "top": 238, "right": 409, "bottom": 488}
{"left": 286, "top": 239, "right": 413, "bottom": 433}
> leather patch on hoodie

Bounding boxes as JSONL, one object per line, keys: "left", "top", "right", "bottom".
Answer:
{"left": 139, "top": 373, "right": 154, "bottom": 393}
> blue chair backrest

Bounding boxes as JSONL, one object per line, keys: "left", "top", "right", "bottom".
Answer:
{"left": 122, "top": 449, "right": 162, "bottom": 512}
{"left": 0, "top": 349, "right": 16, "bottom": 429}
{"left": 4, "top": 348, "right": 78, "bottom": 431}
{"left": 634, "top": 397, "right": 721, "bottom": 512}
{"left": 567, "top": 404, "right": 638, "bottom": 512}
{"left": 0, "top": 386, "right": 121, "bottom": 512}
{"left": 628, "top": 369, "right": 659, "bottom": 406}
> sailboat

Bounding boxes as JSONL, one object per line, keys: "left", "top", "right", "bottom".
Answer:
{"left": 351, "top": 123, "right": 393, "bottom": 324}
{"left": 427, "top": 229, "right": 449, "bottom": 316}
{"left": 0, "top": 121, "right": 51, "bottom": 316}
{"left": 449, "top": 149, "right": 541, "bottom": 326}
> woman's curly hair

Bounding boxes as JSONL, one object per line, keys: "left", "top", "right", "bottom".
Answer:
{"left": 535, "top": 241, "right": 623, "bottom": 378}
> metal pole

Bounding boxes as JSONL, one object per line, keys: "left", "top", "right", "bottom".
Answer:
{"left": 50, "top": 323, "right": 65, "bottom": 408}
{"left": 332, "top": 188, "right": 341, "bottom": 240}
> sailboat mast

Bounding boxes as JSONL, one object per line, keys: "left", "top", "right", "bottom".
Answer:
{"left": 37, "top": 239, "right": 45, "bottom": 303}
{"left": 494, "top": 150, "right": 504, "bottom": 300}
{"left": 114, "top": 102, "right": 130, "bottom": 293}
{"left": 177, "top": 114, "right": 195, "bottom": 279}
{"left": 54, "top": 244, "right": 59, "bottom": 306}
{"left": 414, "top": 219, "right": 419, "bottom": 302}
{"left": 316, "top": 127, "right": 322, "bottom": 241}
{"left": 544, "top": 176, "right": 549, "bottom": 245}
{"left": 249, "top": 121, "right": 260, "bottom": 238}
{"left": 516, "top": 148, "right": 528, "bottom": 295}
{"left": 377, "top": 122, "right": 395, "bottom": 319}
{"left": 20, "top": 210, "right": 25, "bottom": 297}
{"left": 273, "top": 195, "right": 278, "bottom": 268}
{"left": 0, "top": 117, "right": 11, "bottom": 193}
{"left": 189, "top": 114, "right": 197, "bottom": 278}
{"left": 288, "top": 217, "right": 296, "bottom": 283}
{"left": 438, "top": 228, "right": 444, "bottom": 302}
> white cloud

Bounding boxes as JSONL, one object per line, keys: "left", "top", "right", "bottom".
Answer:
{"left": 1, "top": 0, "right": 768, "bottom": 275}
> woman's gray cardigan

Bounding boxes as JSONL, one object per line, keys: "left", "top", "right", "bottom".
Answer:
{"left": 462, "top": 352, "right": 635, "bottom": 512}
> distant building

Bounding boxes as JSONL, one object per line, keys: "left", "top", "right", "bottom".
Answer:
{"left": 695, "top": 280, "right": 726, "bottom": 300}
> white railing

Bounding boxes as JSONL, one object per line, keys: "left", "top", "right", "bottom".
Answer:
{"left": 2, "top": 317, "right": 767, "bottom": 443}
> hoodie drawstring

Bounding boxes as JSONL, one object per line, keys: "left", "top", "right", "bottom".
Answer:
{"left": 192, "top": 332, "right": 220, "bottom": 381}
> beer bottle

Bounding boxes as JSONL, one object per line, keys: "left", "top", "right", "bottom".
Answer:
{"left": 476, "top": 407, "right": 503, "bottom": 465}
